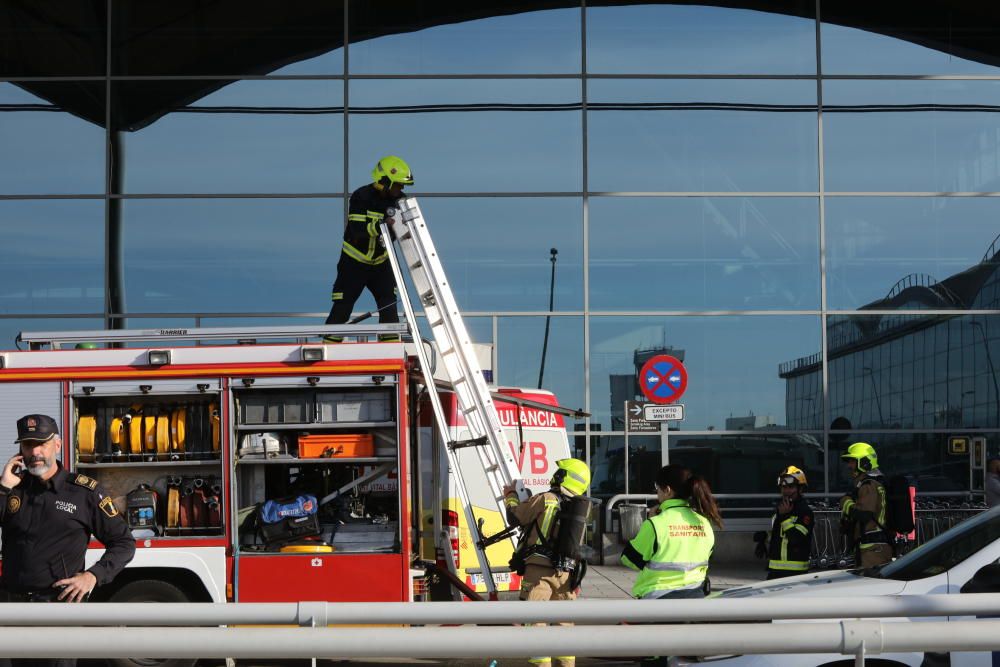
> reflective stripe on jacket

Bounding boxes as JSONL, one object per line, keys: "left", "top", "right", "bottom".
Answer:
{"left": 766, "top": 496, "right": 813, "bottom": 572}
{"left": 841, "top": 473, "right": 888, "bottom": 547}
{"left": 341, "top": 183, "right": 393, "bottom": 265}
{"left": 620, "top": 499, "right": 714, "bottom": 599}
{"left": 506, "top": 490, "right": 561, "bottom": 566}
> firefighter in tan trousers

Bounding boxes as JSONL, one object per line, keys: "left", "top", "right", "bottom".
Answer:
{"left": 503, "top": 458, "right": 591, "bottom": 667}
{"left": 839, "top": 442, "right": 892, "bottom": 568}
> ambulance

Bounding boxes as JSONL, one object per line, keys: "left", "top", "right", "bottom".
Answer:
{"left": 418, "top": 386, "right": 580, "bottom": 598}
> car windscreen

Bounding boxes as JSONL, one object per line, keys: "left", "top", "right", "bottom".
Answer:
{"left": 878, "top": 506, "right": 1000, "bottom": 582}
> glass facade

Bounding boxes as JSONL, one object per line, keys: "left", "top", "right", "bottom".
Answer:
{"left": 3, "top": 0, "right": 1000, "bottom": 505}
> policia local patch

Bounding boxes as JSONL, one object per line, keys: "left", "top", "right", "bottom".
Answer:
{"left": 99, "top": 496, "right": 119, "bottom": 518}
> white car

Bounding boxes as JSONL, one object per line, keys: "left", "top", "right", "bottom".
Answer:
{"left": 675, "top": 505, "right": 1000, "bottom": 667}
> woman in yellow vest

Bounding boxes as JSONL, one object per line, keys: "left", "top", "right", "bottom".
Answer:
{"left": 621, "top": 464, "right": 722, "bottom": 600}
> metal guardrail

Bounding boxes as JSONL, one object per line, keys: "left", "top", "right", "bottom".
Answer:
{"left": 1, "top": 596, "right": 998, "bottom": 625}
{"left": 1, "top": 598, "right": 998, "bottom": 662}
{"left": 605, "top": 493, "right": 989, "bottom": 541}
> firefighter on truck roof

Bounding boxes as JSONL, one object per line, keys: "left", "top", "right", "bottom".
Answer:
{"left": 324, "top": 155, "right": 414, "bottom": 343}
{"left": 504, "top": 458, "right": 592, "bottom": 667}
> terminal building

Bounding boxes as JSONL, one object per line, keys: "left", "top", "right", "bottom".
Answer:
{"left": 2, "top": 1, "right": 999, "bottom": 508}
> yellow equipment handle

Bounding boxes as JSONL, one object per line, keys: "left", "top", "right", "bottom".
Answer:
{"left": 170, "top": 407, "right": 186, "bottom": 453}
{"left": 210, "top": 403, "right": 221, "bottom": 452}
{"left": 110, "top": 417, "right": 123, "bottom": 447}
{"left": 156, "top": 414, "right": 170, "bottom": 455}
{"left": 78, "top": 415, "right": 97, "bottom": 457}
{"left": 143, "top": 415, "right": 157, "bottom": 454}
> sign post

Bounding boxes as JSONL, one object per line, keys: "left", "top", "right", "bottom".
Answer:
{"left": 637, "top": 355, "right": 688, "bottom": 470}
{"left": 623, "top": 401, "right": 629, "bottom": 496}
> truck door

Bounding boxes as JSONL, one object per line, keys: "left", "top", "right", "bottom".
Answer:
{"left": 232, "top": 374, "right": 409, "bottom": 602}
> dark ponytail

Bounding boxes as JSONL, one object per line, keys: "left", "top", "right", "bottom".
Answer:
{"left": 656, "top": 464, "right": 723, "bottom": 530}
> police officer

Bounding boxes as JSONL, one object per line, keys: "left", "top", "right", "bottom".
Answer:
{"left": 760, "top": 466, "right": 813, "bottom": 579}
{"left": 503, "top": 458, "right": 591, "bottom": 667}
{"left": 840, "top": 442, "right": 891, "bottom": 568}
{"left": 0, "top": 414, "right": 135, "bottom": 666}
{"left": 324, "top": 155, "right": 414, "bottom": 343}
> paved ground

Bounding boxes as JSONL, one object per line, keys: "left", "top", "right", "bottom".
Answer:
{"left": 579, "top": 562, "right": 764, "bottom": 600}
{"left": 274, "top": 564, "right": 768, "bottom": 667}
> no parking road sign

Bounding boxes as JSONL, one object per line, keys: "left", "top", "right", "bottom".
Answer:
{"left": 639, "top": 354, "right": 687, "bottom": 405}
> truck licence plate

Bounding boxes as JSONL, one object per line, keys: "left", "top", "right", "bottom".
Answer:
{"left": 470, "top": 571, "right": 512, "bottom": 586}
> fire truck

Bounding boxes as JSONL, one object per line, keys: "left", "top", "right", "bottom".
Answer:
{"left": 0, "top": 325, "right": 583, "bottom": 611}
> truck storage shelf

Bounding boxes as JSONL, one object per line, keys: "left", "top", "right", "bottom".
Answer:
{"left": 236, "top": 422, "right": 395, "bottom": 431}
{"left": 235, "top": 456, "right": 395, "bottom": 465}
{"left": 77, "top": 460, "right": 223, "bottom": 469}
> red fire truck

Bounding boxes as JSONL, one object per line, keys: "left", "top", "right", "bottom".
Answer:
{"left": 0, "top": 325, "right": 581, "bottom": 613}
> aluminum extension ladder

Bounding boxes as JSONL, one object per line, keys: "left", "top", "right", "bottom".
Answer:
{"left": 380, "top": 197, "right": 527, "bottom": 600}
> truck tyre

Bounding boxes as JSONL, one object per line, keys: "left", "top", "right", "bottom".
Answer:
{"left": 107, "top": 580, "right": 196, "bottom": 667}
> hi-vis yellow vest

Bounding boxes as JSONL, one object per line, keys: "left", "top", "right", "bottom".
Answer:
{"left": 620, "top": 499, "right": 714, "bottom": 599}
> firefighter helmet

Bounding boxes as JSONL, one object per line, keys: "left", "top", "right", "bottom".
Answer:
{"left": 371, "top": 155, "right": 414, "bottom": 189}
{"left": 777, "top": 465, "right": 807, "bottom": 488}
{"left": 551, "top": 458, "right": 590, "bottom": 496}
{"left": 841, "top": 441, "right": 879, "bottom": 472}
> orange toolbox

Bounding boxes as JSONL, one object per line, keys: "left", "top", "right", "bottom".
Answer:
{"left": 298, "top": 434, "right": 374, "bottom": 458}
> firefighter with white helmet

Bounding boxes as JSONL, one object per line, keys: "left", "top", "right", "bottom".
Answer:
{"left": 756, "top": 465, "right": 814, "bottom": 579}
{"left": 840, "top": 442, "right": 892, "bottom": 568}
{"left": 324, "top": 155, "right": 414, "bottom": 342}
{"left": 503, "top": 458, "right": 591, "bottom": 667}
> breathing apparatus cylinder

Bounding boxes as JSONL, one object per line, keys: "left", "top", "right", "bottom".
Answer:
{"left": 554, "top": 494, "right": 592, "bottom": 572}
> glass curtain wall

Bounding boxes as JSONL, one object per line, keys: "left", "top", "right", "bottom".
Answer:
{"left": 3, "top": 1, "right": 1000, "bottom": 505}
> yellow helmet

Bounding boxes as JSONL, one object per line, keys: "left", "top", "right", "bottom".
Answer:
{"left": 551, "top": 458, "right": 590, "bottom": 496}
{"left": 841, "top": 441, "right": 879, "bottom": 472}
{"left": 372, "top": 155, "right": 414, "bottom": 190}
{"left": 777, "top": 465, "right": 807, "bottom": 487}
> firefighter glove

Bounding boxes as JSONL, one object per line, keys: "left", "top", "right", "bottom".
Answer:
{"left": 753, "top": 531, "right": 767, "bottom": 559}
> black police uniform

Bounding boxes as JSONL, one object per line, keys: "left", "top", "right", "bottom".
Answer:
{"left": 325, "top": 183, "right": 400, "bottom": 336}
{"left": 0, "top": 462, "right": 135, "bottom": 600}
{"left": 765, "top": 495, "right": 814, "bottom": 579}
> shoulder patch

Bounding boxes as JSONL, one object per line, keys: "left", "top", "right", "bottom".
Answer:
{"left": 7, "top": 494, "right": 20, "bottom": 514}
{"left": 72, "top": 474, "right": 98, "bottom": 490}
{"left": 99, "top": 496, "right": 119, "bottom": 518}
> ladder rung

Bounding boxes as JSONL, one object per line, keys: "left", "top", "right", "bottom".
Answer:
{"left": 449, "top": 436, "right": 488, "bottom": 450}
{"left": 409, "top": 260, "right": 423, "bottom": 270}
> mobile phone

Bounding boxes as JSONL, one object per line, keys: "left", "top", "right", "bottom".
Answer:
{"left": 12, "top": 457, "right": 26, "bottom": 477}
